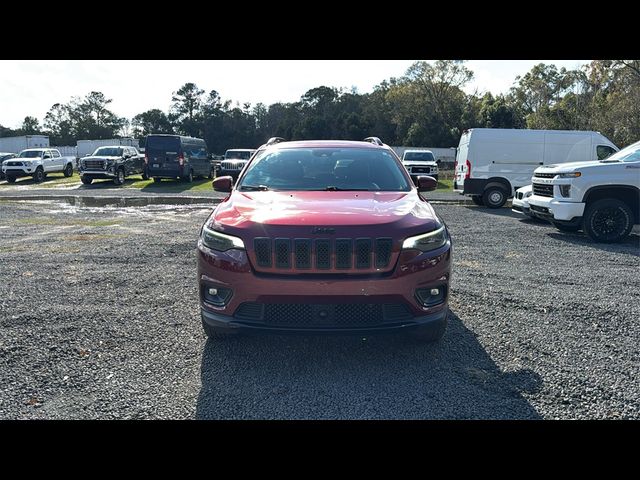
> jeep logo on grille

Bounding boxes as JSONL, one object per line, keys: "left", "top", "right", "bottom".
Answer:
{"left": 312, "top": 227, "right": 335, "bottom": 234}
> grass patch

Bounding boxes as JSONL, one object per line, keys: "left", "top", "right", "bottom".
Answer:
{"left": 126, "top": 178, "right": 213, "bottom": 193}
{"left": 437, "top": 179, "right": 453, "bottom": 190}
{"left": 0, "top": 173, "right": 81, "bottom": 188}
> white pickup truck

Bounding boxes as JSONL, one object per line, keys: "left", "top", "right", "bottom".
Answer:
{"left": 1, "top": 148, "right": 75, "bottom": 183}
{"left": 528, "top": 140, "right": 640, "bottom": 242}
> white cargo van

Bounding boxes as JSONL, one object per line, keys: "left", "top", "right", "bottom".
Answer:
{"left": 453, "top": 129, "right": 618, "bottom": 208}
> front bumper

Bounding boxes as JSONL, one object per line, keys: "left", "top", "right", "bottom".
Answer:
{"left": 511, "top": 197, "right": 532, "bottom": 217}
{"left": 2, "top": 168, "right": 32, "bottom": 177}
{"left": 80, "top": 169, "right": 117, "bottom": 178}
{"left": 197, "top": 239, "right": 451, "bottom": 334}
{"left": 528, "top": 195, "right": 585, "bottom": 221}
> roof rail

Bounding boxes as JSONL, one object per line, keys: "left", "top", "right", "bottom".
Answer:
{"left": 363, "top": 136, "right": 384, "bottom": 146}
{"left": 266, "top": 137, "right": 285, "bottom": 146}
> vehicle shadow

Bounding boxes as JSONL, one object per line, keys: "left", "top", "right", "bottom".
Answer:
{"left": 196, "top": 310, "right": 543, "bottom": 419}
{"left": 547, "top": 231, "right": 640, "bottom": 257}
{"left": 0, "top": 173, "right": 71, "bottom": 187}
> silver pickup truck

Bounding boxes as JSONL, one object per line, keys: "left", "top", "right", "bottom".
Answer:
{"left": 2, "top": 148, "right": 75, "bottom": 183}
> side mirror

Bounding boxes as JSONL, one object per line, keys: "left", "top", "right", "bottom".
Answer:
{"left": 212, "top": 175, "right": 233, "bottom": 192}
{"left": 416, "top": 175, "right": 438, "bottom": 192}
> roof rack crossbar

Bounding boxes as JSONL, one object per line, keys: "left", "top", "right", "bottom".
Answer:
{"left": 363, "top": 136, "right": 384, "bottom": 146}
{"left": 266, "top": 137, "right": 286, "bottom": 146}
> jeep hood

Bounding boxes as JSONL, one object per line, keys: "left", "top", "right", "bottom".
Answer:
{"left": 209, "top": 190, "right": 441, "bottom": 234}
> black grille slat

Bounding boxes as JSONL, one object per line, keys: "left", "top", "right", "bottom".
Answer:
{"left": 375, "top": 238, "right": 393, "bottom": 269}
{"left": 274, "top": 238, "right": 291, "bottom": 268}
{"left": 534, "top": 172, "right": 556, "bottom": 179}
{"left": 335, "top": 239, "right": 352, "bottom": 269}
{"left": 533, "top": 183, "right": 554, "bottom": 197}
{"left": 254, "top": 238, "right": 272, "bottom": 267}
{"left": 315, "top": 239, "right": 331, "bottom": 269}
{"left": 235, "top": 303, "right": 264, "bottom": 321}
{"left": 294, "top": 239, "right": 311, "bottom": 269}
{"left": 355, "top": 238, "right": 372, "bottom": 269}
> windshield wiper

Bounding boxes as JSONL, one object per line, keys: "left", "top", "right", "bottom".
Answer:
{"left": 240, "top": 184, "right": 269, "bottom": 191}
{"left": 322, "top": 186, "right": 370, "bottom": 191}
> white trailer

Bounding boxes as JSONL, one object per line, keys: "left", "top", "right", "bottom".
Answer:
{"left": 77, "top": 138, "right": 139, "bottom": 158}
{"left": 0, "top": 135, "right": 50, "bottom": 153}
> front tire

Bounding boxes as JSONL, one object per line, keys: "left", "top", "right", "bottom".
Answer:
{"left": 141, "top": 169, "right": 149, "bottom": 180}
{"left": 483, "top": 186, "right": 508, "bottom": 208}
{"left": 207, "top": 167, "right": 214, "bottom": 180}
{"left": 33, "top": 167, "right": 45, "bottom": 183}
{"left": 182, "top": 170, "right": 193, "bottom": 183}
{"left": 113, "top": 168, "right": 125, "bottom": 186}
{"left": 63, "top": 163, "right": 73, "bottom": 177}
{"left": 81, "top": 176, "right": 93, "bottom": 185}
{"left": 471, "top": 195, "right": 484, "bottom": 206}
{"left": 582, "top": 198, "right": 633, "bottom": 243}
{"left": 6, "top": 176, "right": 16, "bottom": 184}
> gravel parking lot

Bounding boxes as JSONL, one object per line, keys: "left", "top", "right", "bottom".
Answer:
{"left": 0, "top": 199, "right": 638, "bottom": 419}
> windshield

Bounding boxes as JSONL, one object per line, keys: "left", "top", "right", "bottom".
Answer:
{"left": 94, "top": 147, "right": 124, "bottom": 156}
{"left": 601, "top": 141, "right": 640, "bottom": 162}
{"left": 404, "top": 151, "right": 435, "bottom": 162}
{"left": 18, "top": 150, "right": 43, "bottom": 158}
{"left": 238, "top": 147, "right": 411, "bottom": 192}
{"left": 225, "top": 150, "right": 253, "bottom": 160}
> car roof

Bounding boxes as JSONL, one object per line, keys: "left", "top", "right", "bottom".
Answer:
{"left": 265, "top": 140, "right": 386, "bottom": 150}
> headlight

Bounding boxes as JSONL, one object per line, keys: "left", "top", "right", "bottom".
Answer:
{"left": 524, "top": 190, "right": 532, "bottom": 198}
{"left": 402, "top": 225, "right": 448, "bottom": 252}
{"left": 558, "top": 172, "right": 581, "bottom": 178}
{"left": 201, "top": 225, "right": 245, "bottom": 251}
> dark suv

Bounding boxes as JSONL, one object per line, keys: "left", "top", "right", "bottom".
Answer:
{"left": 79, "top": 146, "right": 147, "bottom": 185}
{"left": 196, "top": 137, "right": 452, "bottom": 342}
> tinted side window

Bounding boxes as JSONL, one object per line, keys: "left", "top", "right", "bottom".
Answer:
{"left": 597, "top": 145, "right": 616, "bottom": 160}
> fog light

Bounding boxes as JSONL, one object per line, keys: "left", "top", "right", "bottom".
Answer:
{"left": 203, "top": 285, "right": 232, "bottom": 306}
{"left": 416, "top": 286, "right": 447, "bottom": 307}
{"left": 560, "top": 185, "right": 571, "bottom": 198}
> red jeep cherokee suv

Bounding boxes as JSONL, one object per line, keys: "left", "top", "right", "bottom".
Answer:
{"left": 196, "top": 137, "right": 452, "bottom": 341}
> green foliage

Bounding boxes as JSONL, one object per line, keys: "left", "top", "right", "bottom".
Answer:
{"left": 10, "top": 60, "right": 639, "bottom": 151}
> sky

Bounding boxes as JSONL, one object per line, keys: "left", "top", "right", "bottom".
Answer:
{"left": 0, "top": 60, "right": 590, "bottom": 129}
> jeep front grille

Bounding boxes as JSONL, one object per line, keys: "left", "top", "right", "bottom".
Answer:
{"left": 253, "top": 237, "right": 393, "bottom": 271}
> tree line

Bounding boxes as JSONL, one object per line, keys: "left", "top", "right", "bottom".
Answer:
{"left": 1, "top": 60, "right": 638, "bottom": 153}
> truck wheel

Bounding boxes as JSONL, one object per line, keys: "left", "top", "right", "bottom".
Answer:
{"left": 410, "top": 312, "right": 448, "bottom": 343}
{"left": 113, "top": 168, "right": 125, "bottom": 186}
{"left": 482, "top": 186, "right": 508, "bottom": 208}
{"left": 583, "top": 198, "right": 633, "bottom": 243}
{"left": 208, "top": 167, "right": 214, "bottom": 180}
{"left": 202, "top": 318, "right": 240, "bottom": 340}
{"left": 81, "top": 176, "right": 93, "bottom": 185}
{"left": 551, "top": 221, "right": 580, "bottom": 233}
{"left": 183, "top": 170, "right": 193, "bottom": 183}
{"left": 141, "top": 169, "right": 149, "bottom": 180}
{"left": 33, "top": 168, "right": 45, "bottom": 183}
{"left": 63, "top": 163, "right": 73, "bottom": 177}
{"left": 153, "top": 177, "right": 162, "bottom": 183}
{"left": 471, "top": 195, "right": 484, "bottom": 206}
{"left": 6, "top": 176, "right": 16, "bottom": 184}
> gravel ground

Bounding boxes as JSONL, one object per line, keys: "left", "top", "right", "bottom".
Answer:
{"left": 0, "top": 199, "right": 638, "bottom": 419}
